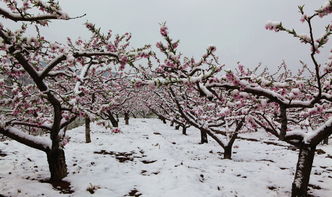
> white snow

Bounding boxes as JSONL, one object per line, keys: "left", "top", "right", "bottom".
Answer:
{"left": 0, "top": 118, "right": 331, "bottom": 197}
{"left": 6, "top": 127, "right": 51, "bottom": 150}
{"left": 74, "top": 64, "right": 90, "bottom": 95}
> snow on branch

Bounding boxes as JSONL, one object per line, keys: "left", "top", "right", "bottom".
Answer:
{"left": 0, "top": 7, "right": 65, "bottom": 22}
{"left": 0, "top": 126, "right": 51, "bottom": 152}
{"left": 304, "top": 117, "right": 332, "bottom": 145}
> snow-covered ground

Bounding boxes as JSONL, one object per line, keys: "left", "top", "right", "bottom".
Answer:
{"left": 0, "top": 118, "right": 331, "bottom": 197}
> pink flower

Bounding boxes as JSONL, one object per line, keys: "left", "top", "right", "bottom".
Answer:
{"left": 85, "top": 22, "right": 94, "bottom": 29}
{"left": 160, "top": 26, "right": 168, "bottom": 37}
{"left": 135, "top": 81, "right": 144, "bottom": 88}
{"left": 119, "top": 56, "right": 128, "bottom": 70}
{"left": 172, "top": 41, "right": 179, "bottom": 49}
{"left": 300, "top": 15, "right": 307, "bottom": 23}
{"left": 265, "top": 21, "right": 282, "bottom": 32}
{"left": 107, "top": 44, "right": 116, "bottom": 52}
{"left": 208, "top": 45, "right": 216, "bottom": 53}
{"left": 226, "top": 72, "right": 235, "bottom": 81}
{"left": 156, "top": 42, "right": 164, "bottom": 50}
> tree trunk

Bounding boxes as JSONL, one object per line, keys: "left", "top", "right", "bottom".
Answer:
{"left": 161, "top": 117, "right": 166, "bottom": 124}
{"left": 223, "top": 133, "right": 238, "bottom": 160}
{"left": 124, "top": 112, "right": 129, "bottom": 125}
{"left": 291, "top": 145, "right": 316, "bottom": 197}
{"left": 200, "top": 129, "right": 208, "bottom": 144}
{"left": 170, "top": 121, "right": 174, "bottom": 127}
{"left": 323, "top": 137, "right": 328, "bottom": 145}
{"left": 108, "top": 112, "right": 119, "bottom": 127}
{"left": 182, "top": 126, "right": 187, "bottom": 135}
{"left": 46, "top": 148, "right": 68, "bottom": 181}
{"left": 224, "top": 145, "right": 232, "bottom": 159}
{"left": 175, "top": 125, "right": 180, "bottom": 130}
{"left": 85, "top": 116, "right": 91, "bottom": 143}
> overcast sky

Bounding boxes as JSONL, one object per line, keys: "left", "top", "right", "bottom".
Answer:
{"left": 10, "top": 0, "right": 332, "bottom": 70}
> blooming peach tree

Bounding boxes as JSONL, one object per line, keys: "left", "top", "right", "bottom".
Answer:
{"left": 200, "top": 2, "right": 332, "bottom": 196}
{"left": 0, "top": 0, "right": 148, "bottom": 181}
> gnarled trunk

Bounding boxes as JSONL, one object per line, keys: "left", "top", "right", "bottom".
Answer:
{"left": 85, "top": 116, "right": 91, "bottom": 143}
{"left": 200, "top": 129, "right": 208, "bottom": 144}
{"left": 291, "top": 145, "right": 316, "bottom": 197}
{"left": 46, "top": 148, "right": 68, "bottom": 181}
{"left": 108, "top": 112, "right": 119, "bottom": 127}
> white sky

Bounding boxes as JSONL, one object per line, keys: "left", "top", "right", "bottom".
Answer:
{"left": 6, "top": 0, "right": 332, "bottom": 70}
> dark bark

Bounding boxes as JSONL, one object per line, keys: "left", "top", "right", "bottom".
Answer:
{"left": 182, "top": 126, "right": 187, "bottom": 135}
{"left": 200, "top": 129, "right": 208, "bottom": 144}
{"left": 323, "top": 137, "right": 328, "bottom": 145}
{"left": 291, "top": 145, "right": 316, "bottom": 197}
{"left": 46, "top": 149, "right": 68, "bottom": 181}
{"left": 85, "top": 116, "right": 91, "bottom": 143}
{"left": 124, "top": 112, "right": 129, "bottom": 125}
{"left": 175, "top": 125, "right": 180, "bottom": 130}
{"left": 161, "top": 117, "right": 166, "bottom": 124}
{"left": 223, "top": 133, "right": 238, "bottom": 159}
{"left": 170, "top": 121, "right": 174, "bottom": 127}
{"left": 223, "top": 145, "right": 232, "bottom": 159}
{"left": 107, "top": 111, "right": 119, "bottom": 127}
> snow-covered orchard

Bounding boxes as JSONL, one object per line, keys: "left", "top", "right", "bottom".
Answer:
{"left": 0, "top": 0, "right": 332, "bottom": 197}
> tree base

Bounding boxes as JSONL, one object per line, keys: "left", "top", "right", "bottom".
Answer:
{"left": 46, "top": 149, "right": 68, "bottom": 181}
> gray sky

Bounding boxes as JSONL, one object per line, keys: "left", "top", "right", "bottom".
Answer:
{"left": 16, "top": 0, "right": 332, "bottom": 69}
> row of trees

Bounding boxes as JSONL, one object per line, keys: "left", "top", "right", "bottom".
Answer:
{"left": 133, "top": 2, "right": 332, "bottom": 196}
{"left": 1, "top": 0, "right": 332, "bottom": 196}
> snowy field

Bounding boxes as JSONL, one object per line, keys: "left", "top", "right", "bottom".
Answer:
{"left": 0, "top": 118, "right": 331, "bottom": 197}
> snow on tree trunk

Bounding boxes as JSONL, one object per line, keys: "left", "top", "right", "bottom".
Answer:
{"left": 291, "top": 145, "right": 316, "bottom": 197}
{"left": 85, "top": 116, "right": 91, "bottom": 143}
{"left": 200, "top": 129, "right": 208, "bottom": 144}
{"left": 46, "top": 148, "right": 68, "bottom": 181}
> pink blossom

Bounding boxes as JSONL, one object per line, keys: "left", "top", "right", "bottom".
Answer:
{"left": 107, "top": 44, "right": 116, "bottom": 52}
{"left": 172, "top": 41, "right": 179, "bottom": 49}
{"left": 119, "top": 56, "right": 128, "bottom": 70}
{"left": 208, "top": 45, "right": 216, "bottom": 53}
{"left": 300, "top": 15, "right": 307, "bottom": 23}
{"left": 265, "top": 21, "right": 282, "bottom": 32}
{"left": 160, "top": 26, "right": 168, "bottom": 37}
{"left": 85, "top": 22, "right": 94, "bottom": 29}
{"left": 156, "top": 42, "right": 164, "bottom": 50}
